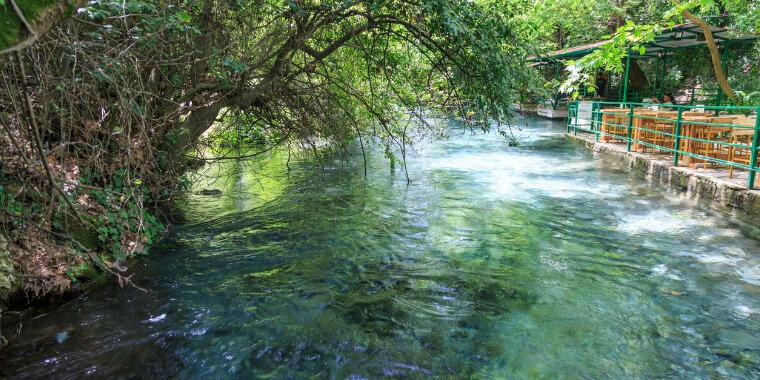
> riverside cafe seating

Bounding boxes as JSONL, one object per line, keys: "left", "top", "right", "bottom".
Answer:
{"left": 569, "top": 102, "right": 759, "bottom": 188}
{"left": 529, "top": 23, "right": 760, "bottom": 189}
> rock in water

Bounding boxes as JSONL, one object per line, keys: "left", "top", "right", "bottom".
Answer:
{"left": 198, "top": 189, "right": 222, "bottom": 196}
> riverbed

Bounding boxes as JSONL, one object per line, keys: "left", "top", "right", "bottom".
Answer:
{"left": 2, "top": 117, "right": 759, "bottom": 378}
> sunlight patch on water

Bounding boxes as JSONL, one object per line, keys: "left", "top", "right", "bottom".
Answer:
{"left": 426, "top": 150, "right": 626, "bottom": 202}
{"left": 738, "top": 265, "right": 760, "bottom": 286}
{"left": 147, "top": 313, "right": 167, "bottom": 323}
{"left": 615, "top": 209, "right": 712, "bottom": 235}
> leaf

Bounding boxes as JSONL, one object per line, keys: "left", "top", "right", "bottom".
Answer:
{"left": 176, "top": 11, "right": 191, "bottom": 23}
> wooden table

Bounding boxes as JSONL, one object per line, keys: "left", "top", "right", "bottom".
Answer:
{"left": 728, "top": 118, "right": 757, "bottom": 178}
{"left": 682, "top": 111, "right": 710, "bottom": 117}
{"left": 679, "top": 116, "right": 736, "bottom": 166}
{"left": 631, "top": 110, "right": 658, "bottom": 152}
{"left": 599, "top": 108, "right": 628, "bottom": 142}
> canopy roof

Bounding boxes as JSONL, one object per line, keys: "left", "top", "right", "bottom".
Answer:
{"left": 530, "top": 23, "right": 758, "bottom": 63}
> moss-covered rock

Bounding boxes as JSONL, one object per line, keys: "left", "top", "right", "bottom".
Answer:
{"left": 0, "top": 0, "right": 84, "bottom": 51}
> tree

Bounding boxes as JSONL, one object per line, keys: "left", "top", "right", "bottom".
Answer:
{"left": 679, "top": 4, "right": 735, "bottom": 103}
{"left": 0, "top": 0, "right": 542, "bottom": 301}
{"left": 166, "top": 0, "right": 539, "bottom": 161}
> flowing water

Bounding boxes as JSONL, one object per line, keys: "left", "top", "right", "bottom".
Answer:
{"left": 2, "top": 118, "right": 760, "bottom": 378}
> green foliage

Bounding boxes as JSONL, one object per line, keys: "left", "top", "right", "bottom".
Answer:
{"left": 163, "top": 0, "right": 546, "bottom": 158}
{"left": 86, "top": 170, "right": 165, "bottom": 260}
{"left": 64, "top": 261, "right": 94, "bottom": 282}
{"left": 0, "top": 184, "right": 24, "bottom": 217}
{"left": 209, "top": 114, "right": 279, "bottom": 147}
{"left": 735, "top": 90, "right": 760, "bottom": 105}
{"left": 549, "top": 0, "right": 759, "bottom": 99}
{"left": 561, "top": 21, "right": 664, "bottom": 98}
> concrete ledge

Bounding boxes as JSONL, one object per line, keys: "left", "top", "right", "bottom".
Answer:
{"left": 565, "top": 132, "right": 760, "bottom": 218}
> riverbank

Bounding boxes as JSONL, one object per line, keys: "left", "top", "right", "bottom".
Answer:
{"left": 566, "top": 132, "right": 760, "bottom": 218}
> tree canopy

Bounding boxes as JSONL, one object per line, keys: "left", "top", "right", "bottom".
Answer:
{"left": 0, "top": 0, "right": 543, "bottom": 300}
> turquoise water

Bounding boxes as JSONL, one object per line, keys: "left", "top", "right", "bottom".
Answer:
{"left": 2, "top": 118, "right": 760, "bottom": 378}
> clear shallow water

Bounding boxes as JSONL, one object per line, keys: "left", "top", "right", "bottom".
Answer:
{"left": 2, "top": 118, "right": 760, "bottom": 378}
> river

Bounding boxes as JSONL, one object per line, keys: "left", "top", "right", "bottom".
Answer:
{"left": 2, "top": 117, "right": 759, "bottom": 378}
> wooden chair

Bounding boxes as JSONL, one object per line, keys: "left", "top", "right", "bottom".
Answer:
{"left": 679, "top": 116, "right": 709, "bottom": 165}
{"left": 600, "top": 108, "right": 627, "bottom": 142}
{"left": 651, "top": 111, "right": 678, "bottom": 155}
{"left": 728, "top": 118, "right": 757, "bottom": 181}
{"left": 633, "top": 110, "right": 658, "bottom": 152}
{"left": 612, "top": 109, "right": 629, "bottom": 142}
{"left": 696, "top": 117, "right": 734, "bottom": 168}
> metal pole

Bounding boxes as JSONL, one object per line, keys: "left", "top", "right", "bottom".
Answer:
{"left": 689, "top": 86, "right": 696, "bottom": 106}
{"left": 597, "top": 102, "right": 604, "bottom": 139}
{"left": 622, "top": 47, "right": 632, "bottom": 104}
{"left": 626, "top": 102, "right": 634, "bottom": 151}
{"left": 554, "top": 62, "right": 560, "bottom": 109}
{"left": 573, "top": 101, "right": 578, "bottom": 135}
{"left": 747, "top": 107, "right": 760, "bottom": 189}
{"left": 673, "top": 106, "right": 683, "bottom": 165}
{"left": 594, "top": 102, "right": 600, "bottom": 141}
{"left": 653, "top": 54, "right": 661, "bottom": 99}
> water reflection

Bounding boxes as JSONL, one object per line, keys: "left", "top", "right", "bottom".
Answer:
{"left": 2, "top": 118, "right": 760, "bottom": 378}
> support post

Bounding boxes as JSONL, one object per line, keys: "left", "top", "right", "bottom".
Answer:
{"left": 748, "top": 107, "right": 760, "bottom": 189}
{"left": 594, "top": 102, "right": 600, "bottom": 141}
{"left": 573, "top": 101, "right": 578, "bottom": 135}
{"left": 689, "top": 86, "right": 696, "bottom": 106}
{"left": 653, "top": 54, "right": 661, "bottom": 99}
{"left": 626, "top": 102, "right": 634, "bottom": 151}
{"left": 553, "top": 62, "right": 560, "bottom": 109}
{"left": 597, "top": 102, "right": 604, "bottom": 140}
{"left": 673, "top": 106, "right": 683, "bottom": 165}
{"left": 622, "top": 47, "right": 632, "bottom": 104}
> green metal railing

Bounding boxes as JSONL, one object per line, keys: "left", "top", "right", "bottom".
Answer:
{"left": 580, "top": 90, "right": 722, "bottom": 106}
{"left": 567, "top": 100, "right": 760, "bottom": 189}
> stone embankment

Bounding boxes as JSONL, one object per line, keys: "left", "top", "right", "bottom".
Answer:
{"left": 566, "top": 133, "right": 760, "bottom": 218}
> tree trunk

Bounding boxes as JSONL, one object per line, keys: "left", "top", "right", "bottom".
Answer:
{"left": 681, "top": 10, "right": 738, "bottom": 104}
{"left": 628, "top": 60, "right": 649, "bottom": 92}
{"left": 190, "top": 0, "right": 215, "bottom": 87}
